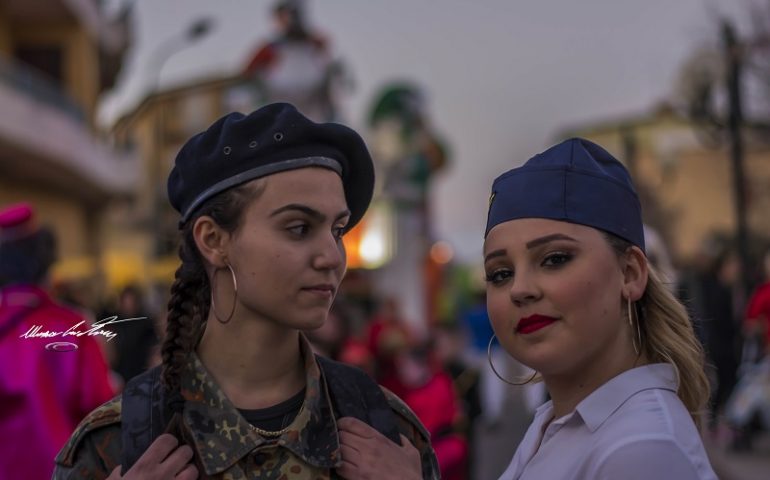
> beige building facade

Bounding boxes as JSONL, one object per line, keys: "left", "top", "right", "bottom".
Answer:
{"left": 0, "top": 0, "right": 134, "bottom": 294}
{"left": 559, "top": 104, "right": 770, "bottom": 265}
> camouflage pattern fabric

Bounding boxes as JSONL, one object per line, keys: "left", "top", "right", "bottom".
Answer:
{"left": 53, "top": 335, "right": 439, "bottom": 479}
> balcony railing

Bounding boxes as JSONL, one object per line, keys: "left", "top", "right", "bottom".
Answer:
{"left": 0, "top": 55, "right": 86, "bottom": 123}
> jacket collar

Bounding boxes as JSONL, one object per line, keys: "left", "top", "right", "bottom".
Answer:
{"left": 180, "top": 333, "right": 340, "bottom": 476}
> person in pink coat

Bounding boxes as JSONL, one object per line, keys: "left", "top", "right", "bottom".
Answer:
{"left": 0, "top": 203, "right": 114, "bottom": 479}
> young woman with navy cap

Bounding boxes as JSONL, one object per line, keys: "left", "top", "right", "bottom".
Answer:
{"left": 484, "top": 138, "right": 717, "bottom": 479}
{"left": 53, "top": 103, "right": 438, "bottom": 479}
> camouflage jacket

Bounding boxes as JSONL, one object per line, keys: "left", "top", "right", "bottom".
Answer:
{"left": 52, "top": 335, "right": 439, "bottom": 479}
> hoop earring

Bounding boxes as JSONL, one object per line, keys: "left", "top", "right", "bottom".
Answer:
{"left": 211, "top": 263, "right": 237, "bottom": 324}
{"left": 487, "top": 335, "right": 538, "bottom": 386}
{"left": 627, "top": 296, "right": 641, "bottom": 356}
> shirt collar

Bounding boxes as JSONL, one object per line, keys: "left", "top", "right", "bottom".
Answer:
{"left": 575, "top": 363, "right": 678, "bottom": 432}
{"left": 180, "top": 333, "right": 340, "bottom": 476}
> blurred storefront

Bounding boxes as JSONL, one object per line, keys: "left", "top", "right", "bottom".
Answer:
{"left": 0, "top": 0, "right": 135, "bottom": 297}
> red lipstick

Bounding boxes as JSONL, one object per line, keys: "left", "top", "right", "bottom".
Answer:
{"left": 516, "top": 314, "right": 557, "bottom": 334}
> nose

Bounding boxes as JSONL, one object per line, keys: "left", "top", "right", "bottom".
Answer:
{"left": 508, "top": 269, "right": 541, "bottom": 307}
{"left": 312, "top": 233, "right": 346, "bottom": 271}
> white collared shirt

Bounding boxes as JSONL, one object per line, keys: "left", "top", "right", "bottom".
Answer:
{"left": 499, "top": 364, "right": 717, "bottom": 480}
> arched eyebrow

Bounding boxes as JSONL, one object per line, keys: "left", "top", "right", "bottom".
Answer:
{"left": 484, "top": 233, "right": 578, "bottom": 264}
{"left": 484, "top": 249, "right": 506, "bottom": 264}
{"left": 270, "top": 204, "right": 351, "bottom": 222}
{"left": 525, "top": 233, "right": 577, "bottom": 249}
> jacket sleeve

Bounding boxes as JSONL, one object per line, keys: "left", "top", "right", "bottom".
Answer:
{"left": 52, "top": 397, "right": 123, "bottom": 480}
{"left": 381, "top": 387, "right": 441, "bottom": 480}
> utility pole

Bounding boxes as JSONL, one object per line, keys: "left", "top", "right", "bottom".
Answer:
{"left": 723, "top": 20, "right": 753, "bottom": 294}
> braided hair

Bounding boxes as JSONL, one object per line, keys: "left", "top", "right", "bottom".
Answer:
{"left": 160, "top": 180, "right": 264, "bottom": 414}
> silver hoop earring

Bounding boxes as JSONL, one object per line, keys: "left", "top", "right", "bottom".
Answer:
{"left": 211, "top": 263, "right": 237, "bottom": 324}
{"left": 627, "top": 296, "right": 641, "bottom": 356}
{"left": 487, "top": 335, "right": 538, "bottom": 386}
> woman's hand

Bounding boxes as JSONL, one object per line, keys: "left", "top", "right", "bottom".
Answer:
{"left": 105, "top": 434, "right": 198, "bottom": 479}
{"left": 337, "top": 417, "right": 422, "bottom": 480}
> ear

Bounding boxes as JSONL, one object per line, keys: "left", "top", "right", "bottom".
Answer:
{"left": 622, "top": 246, "right": 649, "bottom": 302}
{"left": 192, "top": 216, "right": 231, "bottom": 268}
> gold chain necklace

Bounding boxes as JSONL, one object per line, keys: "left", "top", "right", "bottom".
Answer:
{"left": 247, "top": 400, "right": 306, "bottom": 438}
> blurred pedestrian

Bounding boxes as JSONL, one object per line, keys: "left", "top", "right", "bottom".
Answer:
{"left": 742, "top": 248, "right": 770, "bottom": 364}
{"left": 101, "top": 284, "right": 159, "bottom": 385}
{"left": 53, "top": 103, "right": 438, "bottom": 479}
{"left": 725, "top": 247, "right": 770, "bottom": 450}
{"left": 460, "top": 290, "right": 510, "bottom": 425}
{"left": 485, "top": 138, "right": 716, "bottom": 479}
{"left": 725, "top": 356, "right": 770, "bottom": 452}
{"left": 432, "top": 322, "right": 481, "bottom": 479}
{"left": 0, "top": 202, "right": 114, "bottom": 480}
{"left": 695, "top": 247, "right": 742, "bottom": 431}
{"left": 433, "top": 322, "right": 482, "bottom": 441}
{"left": 365, "top": 296, "right": 413, "bottom": 397}
{"left": 395, "top": 340, "right": 469, "bottom": 480}
{"left": 306, "top": 300, "right": 374, "bottom": 375}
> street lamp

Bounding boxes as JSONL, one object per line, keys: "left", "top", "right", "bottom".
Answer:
{"left": 146, "top": 17, "right": 215, "bottom": 257}
{"left": 146, "top": 17, "right": 214, "bottom": 94}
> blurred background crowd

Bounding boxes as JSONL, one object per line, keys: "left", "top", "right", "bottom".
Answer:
{"left": 1, "top": 0, "right": 770, "bottom": 479}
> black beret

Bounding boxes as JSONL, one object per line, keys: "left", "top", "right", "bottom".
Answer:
{"left": 168, "top": 103, "right": 375, "bottom": 231}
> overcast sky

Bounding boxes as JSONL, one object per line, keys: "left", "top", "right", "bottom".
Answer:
{"left": 100, "top": 0, "right": 753, "bottom": 264}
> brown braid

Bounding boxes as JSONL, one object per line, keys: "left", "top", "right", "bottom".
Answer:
{"left": 161, "top": 235, "right": 209, "bottom": 399}
{"left": 160, "top": 180, "right": 265, "bottom": 413}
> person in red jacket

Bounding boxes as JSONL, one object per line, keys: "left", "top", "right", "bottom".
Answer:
{"left": 745, "top": 249, "right": 770, "bottom": 359}
{"left": 396, "top": 341, "right": 469, "bottom": 480}
{"left": 0, "top": 202, "right": 114, "bottom": 480}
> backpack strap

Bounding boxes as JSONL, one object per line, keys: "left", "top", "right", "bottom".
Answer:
{"left": 316, "top": 355, "right": 402, "bottom": 444}
{"left": 120, "top": 365, "right": 167, "bottom": 474}
{"left": 120, "top": 357, "right": 402, "bottom": 474}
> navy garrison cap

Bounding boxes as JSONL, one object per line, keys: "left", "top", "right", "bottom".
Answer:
{"left": 485, "top": 138, "right": 645, "bottom": 251}
{"left": 168, "top": 103, "right": 374, "bottom": 230}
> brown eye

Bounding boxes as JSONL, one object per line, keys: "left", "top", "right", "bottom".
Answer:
{"left": 542, "top": 253, "right": 572, "bottom": 267}
{"left": 485, "top": 269, "right": 512, "bottom": 285}
{"left": 287, "top": 224, "right": 310, "bottom": 236}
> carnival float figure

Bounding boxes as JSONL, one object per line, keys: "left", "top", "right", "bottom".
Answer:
{"left": 242, "top": 0, "right": 347, "bottom": 122}
{"left": 367, "top": 83, "right": 449, "bottom": 332}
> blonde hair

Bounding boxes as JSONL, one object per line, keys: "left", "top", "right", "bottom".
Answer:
{"left": 605, "top": 233, "right": 710, "bottom": 428}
